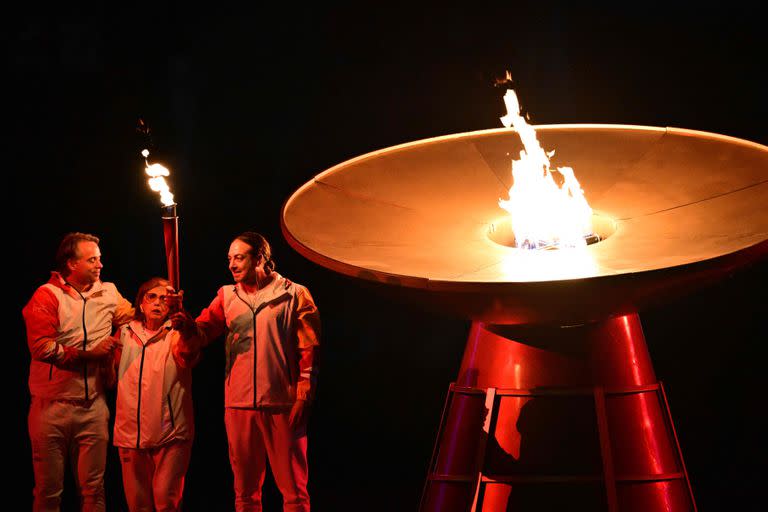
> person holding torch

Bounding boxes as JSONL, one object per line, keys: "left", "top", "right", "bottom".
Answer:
{"left": 115, "top": 145, "right": 196, "bottom": 511}
{"left": 170, "top": 231, "right": 320, "bottom": 512}
{"left": 111, "top": 277, "right": 199, "bottom": 512}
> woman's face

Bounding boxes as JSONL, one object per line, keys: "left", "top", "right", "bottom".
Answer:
{"left": 141, "top": 285, "right": 170, "bottom": 324}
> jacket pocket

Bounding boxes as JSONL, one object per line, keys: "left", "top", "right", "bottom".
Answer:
{"left": 166, "top": 393, "right": 175, "bottom": 428}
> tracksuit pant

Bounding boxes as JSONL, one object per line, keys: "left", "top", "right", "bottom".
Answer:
{"left": 118, "top": 440, "right": 192, "bottom": 512}
{"left": 224, "top": 407, "right": 310, "bottom": 512}
{"left": 28, "top": 395, "right": 109, "bottom": 512}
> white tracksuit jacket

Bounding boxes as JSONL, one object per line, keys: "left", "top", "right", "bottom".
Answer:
{"left": 23, "top": 272, "right": 133, "bottom": 400}
{"left": 113, "top": 320, "right": 196, "bottom": 449}
{"left": 194, "top": 273, "right": 320, "bottom": 409}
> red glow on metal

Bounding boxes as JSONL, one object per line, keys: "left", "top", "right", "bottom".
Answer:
{"left": 420, "top": 317, "right": 695, "bottom": 512}
{"left": 621, "top": 315, "right": 664, "bottom": 479}
{"left": 622, "top": 315, "right": 644, "bottom": 385}
{"left": 161, "top": 205, "right": 180, "bottom": 292}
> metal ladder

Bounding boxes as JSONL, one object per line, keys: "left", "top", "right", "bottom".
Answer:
{"left": 420, "top": 382, "right": 696, "bottom": 512}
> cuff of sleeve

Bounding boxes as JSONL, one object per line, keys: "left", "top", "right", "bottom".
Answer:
{"left": 172, "top": 337, "right": 200, "bottom": 369}
{"left": 60, "top": 345, "right": 80, "bottom": 365}
{"left": 296, "top": 381, "right": 314, "bottom": 402}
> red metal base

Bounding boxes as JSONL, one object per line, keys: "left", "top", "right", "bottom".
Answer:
{"left": 421, "top": 314, "right": 695, "bottom": 512}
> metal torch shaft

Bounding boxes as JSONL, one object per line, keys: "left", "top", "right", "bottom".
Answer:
{"left": 161, "top": 204, "right": 180, "bottom": 293}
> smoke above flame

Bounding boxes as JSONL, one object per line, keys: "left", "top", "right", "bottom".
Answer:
{"left": 497, "top": 87, "right": 593, "bottom": 250}
{"left": 142, "top": 149, "right": 175, "bottom": 206}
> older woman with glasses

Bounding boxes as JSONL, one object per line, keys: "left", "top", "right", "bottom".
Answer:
{"left": 112, "top": 277, "right": 199, "bottom": 512}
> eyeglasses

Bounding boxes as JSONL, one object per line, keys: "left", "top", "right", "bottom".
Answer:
{"left": 143, "top": 292, "right": 169, "bottom": 304}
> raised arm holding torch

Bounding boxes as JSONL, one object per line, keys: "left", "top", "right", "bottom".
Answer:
{"left": 142, "top": 149, "right": 183, "bottom": 310}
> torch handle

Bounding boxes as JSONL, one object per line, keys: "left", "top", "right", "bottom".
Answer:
{"left": 162, "top": 209, "right": 180, "bottom": 294}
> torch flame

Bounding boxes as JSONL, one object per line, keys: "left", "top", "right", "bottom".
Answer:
{"left": 498, "top": 89, "right": 593, "bottom": 249}
{"left": 142, "top": 149, "right": 175, "bottom": 206}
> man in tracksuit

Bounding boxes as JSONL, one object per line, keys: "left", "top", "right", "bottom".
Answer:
{"left": 174, "top": 231, "right": 320, "bottom": 512}
{"left": 23, "top": 232, "right": 134, "bottom": 511}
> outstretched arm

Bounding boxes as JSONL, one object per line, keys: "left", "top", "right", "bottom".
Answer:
{"left": 167, "top": 288, "right": 227, "bottom": 353}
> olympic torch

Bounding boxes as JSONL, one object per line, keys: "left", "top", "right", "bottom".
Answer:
{"left": 142, "top": 149, "right": 180, "bottom": 293}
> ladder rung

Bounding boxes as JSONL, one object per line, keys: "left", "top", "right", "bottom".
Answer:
{"left": 429, "top": 471, "right": 687, "bottom": 484}
{"left": 451, "top": 384, "right": 662, "bottom": 398}
{"left": 427, "top": 473, "right": 475, "bottom": 482}
{"left": 482, "top": 474, "right": 604, "bottom": 483}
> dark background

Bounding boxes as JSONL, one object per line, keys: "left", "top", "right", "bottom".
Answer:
{"left": 10, "top": 4, "right": 766, "bottom": 511}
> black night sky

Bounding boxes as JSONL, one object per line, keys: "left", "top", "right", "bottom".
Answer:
{"left": 10, "top": 4, "right": 767, "bottom": 511}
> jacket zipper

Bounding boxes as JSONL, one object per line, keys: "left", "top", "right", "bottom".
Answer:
{"left": 167, "top": 393, "right": 175, "bottom": 428}
{"left": 234, "top": 290, "right": 261, "bottom": 408}
{"left": 252, "top": 310, "right": 257, "bottom": 408}
{"left": 136, "top": 344, "right": 147, "bottom": 449}
{"left": 248, "top": 302, "right": 272, "bottom": 407}
{"left": 70, "top": 284, "right": 89, "bottom": 401}
{"left": 82, "top": 298, "right": 88, "bottom": 400}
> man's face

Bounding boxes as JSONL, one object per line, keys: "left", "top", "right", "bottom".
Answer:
{"left": 68, "top": 241, "right": 103, "bottom": 287}
{"left": 228, "top": 239, "right": 261, "bottom": 284}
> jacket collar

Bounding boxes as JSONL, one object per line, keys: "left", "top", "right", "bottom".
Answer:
{"left": 233, "top": 272, "right": 292, "bottom": 306}
{"left": 127, "top": 319, "right": 172, "bottom": 345}
{"left": 49, "top": 271, "right": 105, "bottom": 299}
